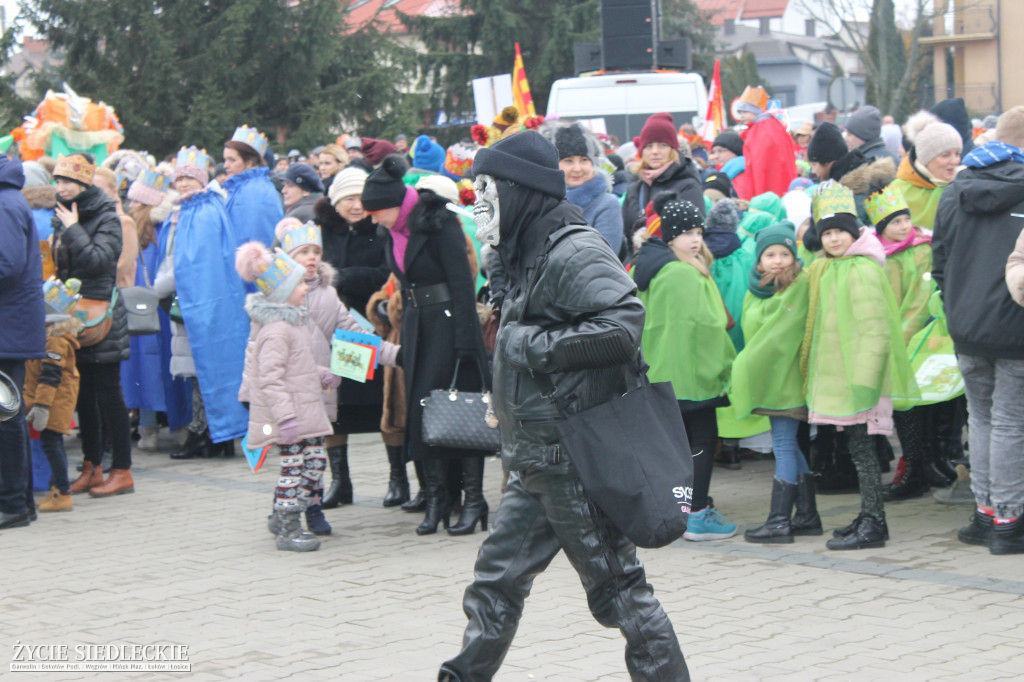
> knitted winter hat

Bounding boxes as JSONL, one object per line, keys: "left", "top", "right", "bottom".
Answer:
{"left": 127, "top": 168, "right": 171, "bottom": 207}
{"left": 282, "top": 163, "right": 325, "bottom": 194}
{"left": 914, "top": 122, "right": 963, "bottom": 166}
{"left": 553, "top": 124, "right": 590, "bottom": 160}
{"left": 930, "top": 98, "right": 971, "bottom": 149}
{"left": 361, "top": 154, "right": 409, "bottom": 211}
{"left": 411, "top": 135, "right": 445, "bottom": 173}
{"left": 173, "top": 146, "right": 211, "bottom": 186}
{"left": 493, "top": 106, "right": 520, "bottom": 131}
{"left": 472, "top": 130, "right": 565, "bottom": 198}
{"left": 812, "top": 180, "right": 859, "bottom": 241}
{"left": 653, "top": 192, "right": 703, "bottom": 242}
{"left": 362, "top": 138, "right": 398, "bottom": 166}
{"left": 711, "top": 130, "right": 744, "bottom": 157}
{"left": 995, "top": 106, "right": 1024, "bottom": 150}
{"left": 275, "top": 218, "right": 322, "bottom": 255}
{"left": 865, "top": 185, "right": 911, "bottom": 237}
{"left": 844, "top": 105, "right": 882, "bottom": 143}
{"left": 754, "top": 221, "right": 798, "bottom": 264}
{"left": 53, "top": 153, "right": 96, "bottom": 187}
{"left": 705, "top": 198, "right": 740, "bottom": 233}
{"left": 22, "top": 161, "right": 51, "bottom": 189}
{"left": 329, "top": 166, "right": 368, "bottom": 205}
{"left": 638, "top": 113, "right": 679, "bottom": 152}
{"left": 807, "top": 122, "right": 848, "bottom": 164}
{"left": 703, "top": 172, "right": 733, "bottom": 200}
{"left": 235, "top": 242, "right": 306, "bottom": 304}
{"left": 415, "top": 174, "right": 459, "bottom": 204}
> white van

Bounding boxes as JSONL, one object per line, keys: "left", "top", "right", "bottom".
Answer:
{"left": 546, "top": 72, "right": 708, "bottom": 144}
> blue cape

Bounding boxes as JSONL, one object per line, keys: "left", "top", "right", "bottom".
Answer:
{"left": 223, "top": 166, "right": 283, "bottom": 248}
{"left": 173, "top": 191, "right": 250, "bottom": 443}
{"left": 121, "top": 239, "right": 166, "bottom": 413}
{"left": 154, "top": 222, "right": 193, "bottom": 431}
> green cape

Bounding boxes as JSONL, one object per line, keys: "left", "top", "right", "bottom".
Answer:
{"left": 800, "top": 254, "right": 920, "bottom": 417}
{"left": 888, "top": 178, "right": 944, "bottom": 229}
{"left": 895, "top": 292, "right": 964, "bottom": 409}
{"left": 883, "top": 242, "right": 935, "bottom": 344}
{"left": 710, "top": 247, "right": 755, "bottom": 352}
{"left": 637, "top": 261, "right": 735, "bottom": 402}
{"left": 729, "top": 273, "right": 810, "bottom": 418}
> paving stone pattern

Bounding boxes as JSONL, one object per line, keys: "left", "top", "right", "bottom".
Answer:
{"left": 2, "top": 433, "right": 1023, "bottom": 681}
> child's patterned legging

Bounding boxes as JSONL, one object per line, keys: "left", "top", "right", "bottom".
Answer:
{"left": 273, "top": 437, "right": 327, "bottom": 512}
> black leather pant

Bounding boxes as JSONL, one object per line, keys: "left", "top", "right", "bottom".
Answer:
{"left": 442, "top": 462, "right": 689, "bottom": 682}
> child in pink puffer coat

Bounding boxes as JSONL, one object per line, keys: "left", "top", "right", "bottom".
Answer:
{"left": 236, "top": 241, "right": 337, "bottom": 553}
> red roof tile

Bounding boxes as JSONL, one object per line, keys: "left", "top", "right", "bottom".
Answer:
{"left": 695, "top": 0, "right": 789, "bottom": 26}
{"left": 343, "top": 0, "right": 466, "bottom": 34}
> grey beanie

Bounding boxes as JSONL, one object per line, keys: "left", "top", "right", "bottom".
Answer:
{"left": 705, "top": 198, "right": 740, "bottom": 233}
{"left": 22, "top": 161, "right": 51, "bottom": 189}
{"left": 845, "top": 105, "right": 882, "bottom": 143}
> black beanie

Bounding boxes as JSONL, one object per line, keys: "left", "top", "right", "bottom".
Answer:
{"left": 554, "top": 124, "right": 590, "bottom": 160}
{"left": 816, "top": 213, "right": 861, "bottom": 243}
{"left": 712, "top": 130, "right": 744, "bottom": 157}
{"left": 930, "top": 98, "right": 971, "bottom": 151}
{"left": 704, "top": 172, "right": 733, "bottom": 198}
{"left": 807, "top": 122, "right": 847, "bottom": 164}
{"left": 472, "top": 130, "right": 566, "bottom": 198}
{"left": 361, "top": 154, "right": 409, "bottom": 211}
{"left": 653, "top": 191, "right": 703, "bottom": 242}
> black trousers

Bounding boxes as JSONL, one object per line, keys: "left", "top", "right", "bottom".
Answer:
{"left": 76, "top": 362, "right": 132, "bottom": 470}
{"left": 443, "top": 462, "right": 688, "bottom": 682}
{"left": 0, "top": 359, "right": 33, "bottom": 516}
{"left": 681, "top": 405, "right": 718, "bottom": 512}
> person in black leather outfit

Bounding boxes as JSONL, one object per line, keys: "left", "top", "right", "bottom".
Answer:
{"left": 438, "top": 131, "right": 689, "bottom": 682}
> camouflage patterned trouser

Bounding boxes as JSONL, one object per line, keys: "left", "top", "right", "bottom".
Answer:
{"left": 846, "top": 424, "right": 885, "bottom": 521}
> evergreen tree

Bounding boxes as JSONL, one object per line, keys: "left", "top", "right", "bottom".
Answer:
{"left": 865, "top": 0, "right": 908, "bottom": 119}
{"left": 661, "top": 0, "right": 717, "bottom": 76}
{"left": 719, "top": 52, "right": 768, "bottom": 120}
{"left": 18, "top": 0, "right": 420, "bottom": 156}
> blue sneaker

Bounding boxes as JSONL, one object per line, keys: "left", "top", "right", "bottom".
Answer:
{"left": 683, "top": 507, "right": 738, "bottom": 541}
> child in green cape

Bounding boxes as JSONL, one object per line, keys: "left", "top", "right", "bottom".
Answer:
{"left": 632, "top": 192, "right": 738, "bottom": 541}
{"left": 730, "top": 222, "right": 822, "bottom": 543}
{"left": 801, "top": 181, "right": 920, "bottom": 550}
{"left": 865, "top": 184, "right": 947, "bottom": 501}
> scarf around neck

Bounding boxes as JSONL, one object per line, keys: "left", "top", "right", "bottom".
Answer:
{"left": 389, "top": 186, "right": 420, "bottom": 273}
{"left": 748, "top": 261, "right": 802, "bottom": 299}
{"left": 877, "top": 228, "right": 931, "bottom": 257}
{"left": 641, "top": 161, "right": 675, "bottom": 185}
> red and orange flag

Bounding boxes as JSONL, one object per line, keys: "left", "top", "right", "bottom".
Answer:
{"left": 512, "top": 42, "right": 536, "bottom": 117}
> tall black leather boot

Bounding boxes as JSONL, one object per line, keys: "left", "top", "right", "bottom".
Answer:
{"left": 170, "top": 429, "right": 212, "bottom": 460}
{"left": 321, "top": 445, "right": 352, "bottom": 509}
{"left": 448, "top": 457, "right": 488, "bottom": 536}
{"left": 791, "top": 473, "right": 823, "bottom": 535}
{"left": 416, "top": 459, "right": 451, "bottom": 536}
{"left": 402, "top": 460, "right": 427, "bottom": 512}
{"left": 383, "top": 445, "right": 410, "bottom": 507}
{"left": 744, "top": 478, "right": 797, "bottom": 544}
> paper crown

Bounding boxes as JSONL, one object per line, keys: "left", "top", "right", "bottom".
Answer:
{"left": 176, "top": 146, "right": 210, "bottom": 170}
{"left": 444, "top": 142, "right": 475, "bottom": 179}
{"left": 812, "top": 180, "right": 857, "bottom": 223}
{"left": 281, "top": 221, "right": 322, "bottom": 254}
{"left": 53, "top": 154, "right": 96, "bottom": 186}
{"left": 864, "top": 185, "right": 910, "bottom": 227}
{"left": 256, "top": 249, "right": 303, "bottom": 302}
{"left": 42, "top": 276, "right": 82, "bottom": 322}
{"left": 230, "top": 125, "right": 269, "bottom": 157}
{"left": 127, "top": 168, "right": 171, "bottom": 206}
{"left": 739, "top": 86, "right": 769, "bottom": 111}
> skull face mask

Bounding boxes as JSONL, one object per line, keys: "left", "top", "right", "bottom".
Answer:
{"left": 473, "top": 174, "right": 501, "bottom": 246}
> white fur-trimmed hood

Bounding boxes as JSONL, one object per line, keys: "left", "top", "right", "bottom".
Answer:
{"left": 244, "top": 293, "right": 307, "bottom": 327}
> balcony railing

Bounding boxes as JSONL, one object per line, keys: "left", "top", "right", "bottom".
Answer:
{"left": 946, "top": 81, "right": 999, "bottom": 114}
{"left": 939, "top": 7, "right": 997, "bottom": 37}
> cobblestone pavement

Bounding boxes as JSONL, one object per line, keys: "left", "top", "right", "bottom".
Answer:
{"left": 2, "top": 432, "right": 1023, "bottom": 681}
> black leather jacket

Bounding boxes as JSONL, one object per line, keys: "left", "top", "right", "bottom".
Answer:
{"left": 494, "top": 222, "right": 644, "bottom": 472}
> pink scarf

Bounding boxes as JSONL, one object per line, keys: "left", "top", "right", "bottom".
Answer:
{"left": 390, "top": 186, "right": 420, "bottom": 273}
{"left": 641, "top": 161, "right": 675, "bottom": 185}
{"left": 877, "top": 228, "right": 931, "bottom": 257}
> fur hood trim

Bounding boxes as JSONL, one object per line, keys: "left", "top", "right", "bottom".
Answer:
{"left": 904, "top": 111, "right": 941, "bottom": 145}
{"left": 46, "top": 318, "right": 83, "bottom": 341}
{"left": 406, "top": 189, "right": 453, "bottom": 235}
{"left": 839, "top": 157, "right": 897, "bottom": 195}
{"left": 22, "top": 185, "right": 57, "bottom": 210}
{"left": 245, "top": 293, "right": 307, "bottom": 327}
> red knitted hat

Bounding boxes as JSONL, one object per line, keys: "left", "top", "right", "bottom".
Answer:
{"left": 362, "top": 138, "right": 398, "bottom": 166}
{"left": 638, "top": 113, "right": 679, "bottom": 152}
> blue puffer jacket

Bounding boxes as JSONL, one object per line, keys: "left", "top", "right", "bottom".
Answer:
{"left": 0, "top": 156, "right": 45, "bottom": 361}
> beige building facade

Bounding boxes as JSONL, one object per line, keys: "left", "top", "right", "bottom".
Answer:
{"left": 924, "top": 0, "right": 1024, "bottom": 115}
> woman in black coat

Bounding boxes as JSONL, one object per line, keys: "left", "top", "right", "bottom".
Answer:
{"left": 51, "top": 154, "right": 133, "bottom": 497}
{"left": 361, "top": 154, "right": 491, "bottom": 536}
{"left": 312, "top": 167, "right": 395, "bottom": 510}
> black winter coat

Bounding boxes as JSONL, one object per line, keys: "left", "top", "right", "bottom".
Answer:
{"left": 52, "top": 186, "right": 129, "bottom": 365}
{"left": 932, "top": 159, "right": 1024, "bottom": 359}
{"left": 382, "top": 190, "right": 490, "bottom": 460}
{"left": 621, "top": 159, "right": 705, "bottom": 247}
{"left": 314, "top": 197, "right": 392, "bottom": 430}
{"left": 494, "top": 207, "right": 644, "bottom": 473}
